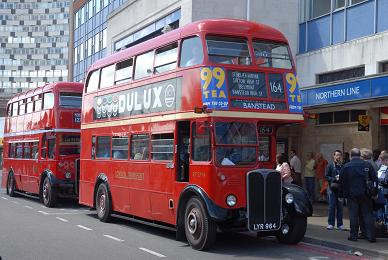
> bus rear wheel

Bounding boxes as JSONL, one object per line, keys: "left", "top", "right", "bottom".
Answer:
{"left": 184, "top": 197, "right": 216, "bottom": 251}
{"left": 276, "top": 216, "right": 307, "bottom": 244}
{"left": 7, "top": 172, "right": 16, "bottom": 197}
{"left": 96, "top": 183, "right": 112, "bottom": 222}
{"left": 42, "top": 177, "right": 57, "bottom": 207}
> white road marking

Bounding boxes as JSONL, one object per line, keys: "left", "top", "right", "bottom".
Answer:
{"left": 77, "top": 225, "right": 92, "bottom": 231}
{"left": 59, "top": 209, "right": 65, "bottom": 211}
{"left": 11, "top": 201, "right": 20, "bottom": 204}
{"left": 38, "top": 210, "right": 49, "bottom": 215}
{"left": 1, "top": 196, "right": 8, "bottom": 200}
{"left": 139, "top": 248, "right": 166, "bottom": 258}
{"left": 41, "top": 205, "right": 46, "bottom": 208}
{"left": 56, "top": 217, "right": 69, "bottom": 223}
{"left": 24, "top": 205, "right": 33, "bottom": 209}
{"left": 103, "top": 235, "right": 124, "bottom": 242}
{"left": 47, "top": 212, "right": 86, "bottom": 215}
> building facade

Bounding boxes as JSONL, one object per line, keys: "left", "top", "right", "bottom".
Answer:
{"left": 297, "top": 0, "right": 388, "bottom": 160}
{"left": 0, "top": 0, "right": 70, "bottom": 94}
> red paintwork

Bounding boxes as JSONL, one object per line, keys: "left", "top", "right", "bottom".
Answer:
{"left": 79, "top": 19, "right": 304, "bottom": 226}
{"left": 1, "top": 82, "right": 83, "bottom": 196}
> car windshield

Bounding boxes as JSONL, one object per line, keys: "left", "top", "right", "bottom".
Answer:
{"left": 206, "top": 36, "right": 251, "bottom": 65}
{"left": 252, "top": 41, "right": 292, "bottom": 69}
{"left": 59, "top": 92, "right": 82, "bottom": 108}
{"left": 215, "top": 122, "right": 257, "bottom": 166}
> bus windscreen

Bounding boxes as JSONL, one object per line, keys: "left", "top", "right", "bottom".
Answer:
{"left": 253, "top": 41, "right": 292, "bottom": 69}
{"left": 206, "top": 36, "right": 251, "bottom": 65}
{"left": 59, "top": 92, "right": 82, "bottom": 108}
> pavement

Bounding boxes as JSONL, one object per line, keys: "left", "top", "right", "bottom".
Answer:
{"left": 304, "top": 202, "right": 388, "bottom": 258}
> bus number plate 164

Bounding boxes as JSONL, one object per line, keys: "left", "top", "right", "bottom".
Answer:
{"left": 73, "top": 112, "right": 81, "bottom": 123}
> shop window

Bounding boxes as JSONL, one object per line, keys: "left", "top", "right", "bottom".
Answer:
{"left": 115, "top": 59, "right": 133, "bottom": 84}
{"left": 154, "top": 43, "right": 178, "bottom": 74}
{"left": 96, "top": 136, "right": 111, "bottom": 159}
{"left": 334, "top": 110, "right": 349, "bottom": 123}
{"left": 318, "top": 112, "right": 333, "bottom": 124}
{"left": 112, "top": 136, "right": 128, "bottom": 160}
{"left": 310, "top": 0, "right": 331, "bottom": 19}
{"left": 317, "top": 66, "right": 365, "bottom": 84}
{"left": 192, "top": 122, "right": 211, "bottom": 161}
{"left": 130, "top": 134, "right": 150, "bottom": 160}
{"left": 100, "top": 64, "right": 115, "bottom": 89}
{"left": 180, "top": 36, "right": 203, "bottom": 67}
{"left": 379, "top": 61, "right": 388, "bottom": 73}
{"left": 151, "top": 133, "right": 174, "bottom": 161}
{"left": 350, "top": 110, "right": 366, "bottom": 122}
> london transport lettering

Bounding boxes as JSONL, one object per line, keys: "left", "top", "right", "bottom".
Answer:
{"left": 93, "top": 78, "right": 181, "bottom": 120}
{"left": 201, "top": 66, "right": 302, "bottom": 113}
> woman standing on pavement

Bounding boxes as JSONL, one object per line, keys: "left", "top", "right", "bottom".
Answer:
{"left": 276, "top": 153, "right": 293, "bottom": 184}
{"left": 304, "top": 152, "right": 316, "bottom": 202}
{"left": 315, "top": 153, "right": 328, "bottom": 202}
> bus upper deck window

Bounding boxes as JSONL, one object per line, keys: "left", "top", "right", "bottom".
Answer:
{"left": 100, "top": 64, "right": 115, "bottom": 89}
{"left": 134, "top": 51, "right": 153, "bottom": 80}
{"left": 43, "top": 92, "right": 54, "bottom": 110}
{"left": 206, "top": 36, "right": 251, "bottom": 65}
{"left": 180, "top": 37, "right": 204, "bottom": 67}
{"left": 154, "top": 43, "right": 178, "bottom": 74}
{"left": 86, "top": 69, "right": 100, "bottom": 93}
{"left": 253, "top": 41, "right": 292, "bottom": 69}
{"left": 115, "top": 59, "right": 133, "bottom": 84}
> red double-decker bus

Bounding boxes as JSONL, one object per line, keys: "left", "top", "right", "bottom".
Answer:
{"left": 2, "top": 82, "right": 83, "bottom": 207}
{"left": 79, "top": 19, "right": 312, "bottom": 250}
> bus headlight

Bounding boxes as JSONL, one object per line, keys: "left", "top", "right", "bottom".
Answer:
{"left": 226, "top": 194, "right": 237, "bottom": 207}
{"left": 65, "top": 172, "right": 71, "bottom": 179}
{"left": 285, "top": 193, "right": 294, "bottom": 204}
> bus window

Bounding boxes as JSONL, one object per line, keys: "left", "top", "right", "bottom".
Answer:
{"left": 16, "top": 143, "right": 23, "bottom": 158}
{"left": 7, "top": 103, "right": 12, "bottom": 117}
{"left": 86, "top": 69, "right": 100, "bottom": 93}
{"left": 48, "top": 139, "right": 56, "bottom": 159}
{"left": 100, "top": 64, "right": 115, "bottom": 89}
{"left": 59, "top": 92, "right": 82, "bottom": 108}
{"left": 26, "top": 98, "right": 33, "bottom": 113}
{"left": 59, "top": 134, "right": 80, "bottom": 155}
{"left": 151, "top": 133, "right": 174, "bottom": 161}
{"left": 180, "top": 36, "right": 203, "bottom": 67}
{"left": 19, "top": 100, "right": 26, "bottom": 115}
{"left": 115, "top": 59, "right": 133, "bottom": 84}
{"left": 12, "top": 102, "right": 18, "bottom": 116}
{"left": 23, "top": 142, "right": 31, "bottom": 159}
{"left": 34, "top": 95, "right": 42, "bottom": 112}
{"left": 258, "top": 136, "right": 270, "bottom": 162}
{"left": 192, "top": 122, "right": 211, "bottom": 161}
{"left": 154, "top": 43, "right": 178, "bottom": 74}
{"left": 130, "top": 134, "right": 149, "bottom": 160}
{"left": 96, "top": 136, "right": 111, "bottom": 159}
{"left": 206, "top": 36, "right": 251, "bottom": 65}
{"left": 43, "top": 92, "right": 54, "bottom": 110}
{"left": 32, "top": 142, "right": 39, "bottom": 159}
{"left": 215, "top": 122, "right": 257, "bottom": 166}
{"left": 112, "top": 136, "right": 128, "bottom": 160}
{"left": 252, "top": 41, "right": 292, "bottom": 69}
{"left": 134, "top": 51, "right": 153, "bottom": 79}
{"left": 9, "top": 143, "right": 16, "bottom": 158}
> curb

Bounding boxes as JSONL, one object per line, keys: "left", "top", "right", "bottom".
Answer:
{"left": 302, "top": 236, "right": 388, "bottom": 258}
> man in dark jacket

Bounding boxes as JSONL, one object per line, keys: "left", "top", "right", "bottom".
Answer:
{"left": 325, "top": 150, "right": 344, "bottom": 230}
{"left": 339, "top": 148, "right": 378, "bottom": 242}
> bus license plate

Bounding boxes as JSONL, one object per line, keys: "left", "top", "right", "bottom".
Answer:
{"left": 73, "top": 112, "right": 81, "bottom": 123}
{"left": 253, "top": 223, "right": 277, "bottom": 231}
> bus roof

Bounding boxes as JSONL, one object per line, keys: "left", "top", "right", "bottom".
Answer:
{"left": 7, "top": 82, "right": 84, "bottom": 105}
{"left": 89, "top": 19, "right": 288, "bottom": 72}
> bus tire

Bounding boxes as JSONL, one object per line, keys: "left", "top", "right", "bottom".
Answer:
{"left": 96, "top": 183, "right": 112, "bottom": 222}
{"left": 7, "top": 172, "right": 17, "bottom": 197}
{"left": 184, "top": 196, "right": 216, "bottom": 251}
{"left": 276, "top": 216, "right": 307, "bottom": 244}
{"left": 42, "top": 177, "right": 57, "bottom": 208}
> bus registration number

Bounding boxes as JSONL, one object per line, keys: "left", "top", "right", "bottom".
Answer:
{"left": 253, "top": 223, "right": 277, "bottom": 231}
{"left": 73, "top": 112, "right": 81, "bottom": 123}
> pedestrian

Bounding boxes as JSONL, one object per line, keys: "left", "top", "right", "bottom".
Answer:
{"left": 361, "top": 148, "right": 379, "bottom": 172}
{"left": 325, "top": 150, "right": 345, "bottom": 231}
{"left": 290, "top": 149, "right": 302, "bottom": 186}
{"left": 304, "top": 152, "right": 316, "bottom": 202}
{"left": 376, "top": 150, "right": 387, "bottom": 169}
{"left": 377, "top": 153, "right": 388, "bottom": 231}
{"left": 373, "top": 149, "right": 381, "bottom": 168}
{"left": 276, "top": 153, "right": 293, "bottom": 184}
{"left": 339, "top": 148, "right": 378, "bottom": 242}
{"left": 315, "top": 153, "right": 328, "bottom": 202}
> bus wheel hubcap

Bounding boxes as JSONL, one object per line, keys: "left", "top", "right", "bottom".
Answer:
{"left": 43, "top": 183, "right": 48, "bottom": 201}
{"left": 99, "top": 194, "right": 106, "bottom": 213}
{"left": 187, "top": 209, "right": 201, "bottom": 236}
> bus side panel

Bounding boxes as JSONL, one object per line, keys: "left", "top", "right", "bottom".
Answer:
{"left": 104, "top": 161, "right": 130, "bottom": 213}
{"left": 79, "top": 159, "right": 95, "bottom": 207}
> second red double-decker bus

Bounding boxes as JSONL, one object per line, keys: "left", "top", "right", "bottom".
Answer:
{"left": 79, "top": 19, "right": 312, "bottom": 250}
{"left": 2, "top": 82, "right": 83, "bottom": 207}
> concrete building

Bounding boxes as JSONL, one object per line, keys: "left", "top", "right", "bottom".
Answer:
{"left": 297, "top": 0, "right": 388, "bottom": 160}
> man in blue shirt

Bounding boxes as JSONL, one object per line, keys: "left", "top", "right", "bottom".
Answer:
{"left": 339, "top": 148, "right": 378, "bottom": 242}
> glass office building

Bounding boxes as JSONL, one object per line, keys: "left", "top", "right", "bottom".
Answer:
{"left": 0, "top": 0, "right": 70, "bottom": 93}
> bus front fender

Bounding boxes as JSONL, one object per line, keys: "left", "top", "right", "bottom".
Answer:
{"left": 282, "top": 183, "right": 313, "bottom": 217}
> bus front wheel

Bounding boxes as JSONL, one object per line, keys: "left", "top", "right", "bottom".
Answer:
{"left": 7, "top": 172, "right": 16, "bottom": 197}
{"left": 276, "top": 216, "right": 307, "bottom": 244}
{"left": 184, "top": 197, "right": 216, "bottom": 251}
{"left": 42, "top": 177, "right": 57, "bottom": 207}
{"left": 96, "top": 183, "right": 112, "bottom": 222}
